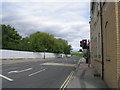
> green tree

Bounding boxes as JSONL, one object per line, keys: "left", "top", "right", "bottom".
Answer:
{"left": 19, "top": 37, "right": 32, "bottom": 51}
{"left": 53, "top": 38, "right": 72, "bottom": 54}
{"left": 2, "top": 24, "right": 22, "bottom": 50}
{"left": 30, "top": 32, "right": 55, "bottom": 52}
{"left": 1, "top": 24, "right": 72, "bottom": 53}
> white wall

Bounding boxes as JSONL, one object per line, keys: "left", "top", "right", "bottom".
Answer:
{"left": 0, "top": 49, "right": 64, "bottom": 59}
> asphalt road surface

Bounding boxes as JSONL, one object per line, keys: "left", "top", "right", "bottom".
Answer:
{"left": 1, "top": 56, "right": 80, "bottom": 88}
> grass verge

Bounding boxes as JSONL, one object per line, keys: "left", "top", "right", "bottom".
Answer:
{"left": 71, "top": 53, "right": 83, "bottom": 56}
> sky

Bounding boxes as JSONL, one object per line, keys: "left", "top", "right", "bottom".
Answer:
{"left": 1, "top": 0, "right": 90, "bottom": 51}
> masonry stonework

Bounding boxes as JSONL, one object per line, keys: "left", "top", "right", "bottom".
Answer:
{"left": 103, "top": 2, "right": 117, "bottom": 88}
{"left": 90, "top": 2, "right": 120, "bottom": 88}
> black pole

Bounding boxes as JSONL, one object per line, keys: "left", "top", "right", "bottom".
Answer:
{"left": 100, "top": 1, "right": 104, "bottom": 80}
{"left": 87, "top": 41, "right": 90, "bottom": 67}
{"left": 44, "top": 50, "right": 45, "bottom": 59}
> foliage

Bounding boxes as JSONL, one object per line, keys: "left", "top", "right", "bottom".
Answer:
{"left": 1, "top": 24, "right": 72, "bottom": 54}
{"left": 1, "top": 24, "right": 22, "bottom": 50}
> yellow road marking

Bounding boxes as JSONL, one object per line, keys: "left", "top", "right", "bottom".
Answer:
{"left": 60, "top": 71, "right": 74, "bottom": 90}
{"left": 60, "top": 58, "right": 82, "bottom": 89}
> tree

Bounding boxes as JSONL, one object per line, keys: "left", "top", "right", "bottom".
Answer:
{"left": 2, "top": 24, "right": 22, "bottom": 50}
{"left": 19, "top": 37, "right": 32, "bottom": 51}
{"left": 29, "top": 32, "right": 54, "bottom": 52}
{"left": 53, "top": 38, "right": 72, "bottom": 54}
{"left": 1, "top": 24, "right": 72, "bottom": 53}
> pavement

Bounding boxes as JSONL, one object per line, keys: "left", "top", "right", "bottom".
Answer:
{"left": 67, "top": 57, "right": 108, "bottom": 89}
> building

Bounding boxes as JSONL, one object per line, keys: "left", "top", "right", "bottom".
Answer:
{"left": 90, "top": 1, "right": 120, "bottom": 88}
{"left": 90, "top": 1, "right": 103, "bottom": 77}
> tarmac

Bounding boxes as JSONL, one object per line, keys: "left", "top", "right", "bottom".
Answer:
{"left": 67, "top": 57, "right": 109, "bottom": 89}
{"left": 1, "top": 57, "right": 62, "bottom": 65}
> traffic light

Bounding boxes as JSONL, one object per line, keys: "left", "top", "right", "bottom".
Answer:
{"left": 80, "top": 39, "right": 87, "bottom": 49}
{"left": 82, "top": 39, "right": 87, "bottom": 49}
{"left": 80, "top": 41, "right": 82, "bottom": 47}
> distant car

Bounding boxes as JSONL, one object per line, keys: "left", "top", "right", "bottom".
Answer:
{"left": 67, "top": 55, "right": 71, "bottom": 57}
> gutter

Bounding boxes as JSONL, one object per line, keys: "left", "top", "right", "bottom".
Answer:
{"left": 100, "top": 1, "right": 104, "bottom": 80}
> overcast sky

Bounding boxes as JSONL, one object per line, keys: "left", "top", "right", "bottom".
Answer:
{"left": 1, "top": 0, "right": 90, "bottom": 51}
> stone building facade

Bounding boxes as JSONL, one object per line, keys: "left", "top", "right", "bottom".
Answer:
{"left": 90, "top": 1, "right": 120, "bottom": 88}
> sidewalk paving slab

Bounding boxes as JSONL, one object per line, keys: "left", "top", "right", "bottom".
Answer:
{"left": 67, "top": 58, "right": 108, "bottom": 89}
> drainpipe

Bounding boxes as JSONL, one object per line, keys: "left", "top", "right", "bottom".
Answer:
{"left": 100, "top": 1, "right": 104, "bottom": 80}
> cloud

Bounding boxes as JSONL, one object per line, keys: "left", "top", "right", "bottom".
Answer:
{"left": 2, "top": 0, "right": 90, "bottom": 2}
{"left": 1, "top": 1, "right": 90, "bottom": 51}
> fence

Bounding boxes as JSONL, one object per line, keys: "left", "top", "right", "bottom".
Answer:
{"left": 0, "top": 49, "right": 66, "bottom": 59}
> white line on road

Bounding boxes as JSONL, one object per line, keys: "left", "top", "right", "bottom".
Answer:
{"left": 0, "top": 74, "right": 13, "bottom": 81}
{"left": 28, "top": 69, "right": 46, "bottom": 76}
{"left": 8, "top": 68, "right": 32, "bottom": 74}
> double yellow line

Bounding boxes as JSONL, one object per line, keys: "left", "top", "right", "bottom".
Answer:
{"left": 60, "top": 58, "right": 82, "bottom": 90}
{"left": 60, "top": 71, "right": 74, "bottom": 90}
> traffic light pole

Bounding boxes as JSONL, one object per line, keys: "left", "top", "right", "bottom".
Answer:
{"left": 87, "top": 45, "right": 90, "bottom": 67}
{"left": 80, "top": 39, "right": 90, "bottom": 66}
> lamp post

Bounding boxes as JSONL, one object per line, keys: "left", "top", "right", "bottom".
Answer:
{"left": 44, "top": 49, "right": 47, "bottom": 59}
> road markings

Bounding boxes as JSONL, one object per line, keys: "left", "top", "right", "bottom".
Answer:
{"left": 41, "top": 63, "right": 76, "bottom": 67}
{"left": 28, "top": 69, "right": 46, "bottom": 76}
{"left": 0, "top": 74, "right": 13, "bottom": 81}
{"left": 60, "top": 71, "right": 74, "bottom": 90}
{"left": 60, "top": 58, "right": 81, "bottom": 89}
{"left": 8, "top": 68, "right": 32, "bottom": 74}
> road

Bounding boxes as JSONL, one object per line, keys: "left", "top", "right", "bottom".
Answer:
{"left": 1, "top": 56, "right": 80, "bottom": 88}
